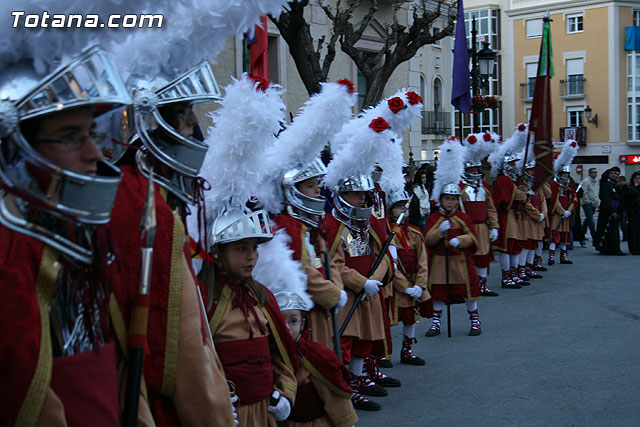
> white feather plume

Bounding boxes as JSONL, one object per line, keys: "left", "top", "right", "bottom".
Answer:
{"left": 463, "top": 131, "right": 500, "bottom": 165}
{"left": 187, "top": 74, "right": 285, "bottom": 239}
{"left": 253, "top": 229, "right": 314, "bottom": 310}
{"left": 0, "top": 0, "right": 173, "bottom": 76}
{"left": 554, "top": 140, "right": 579, "bottom": 173}
{"left": 256, "top": 81, "right": 356, "bottom": 214}
{"left": 489, "top": 123, "right": 528, "bottom": 176}
{"left": 377, "top": 134, "right": 406, "bottom": 193}
{"left": 324, "top": 117, "right": 398, "bottom": 190}
{"left": 110, "top": 0, "right": 291, "bottom": 85}
{"left": 431, "top": 138, "right": 465, "bottom": 203}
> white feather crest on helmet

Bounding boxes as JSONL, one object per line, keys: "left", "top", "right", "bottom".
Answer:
{"left": 1, "top": 0, "right": 289, "bottom": 80}
{"left": 256, "top": 80, "right": 356, "bottom": 214}
{"left": 489, "top": 123, "right": 528, "bottom": 176}
{"left": 324, "top": 116, "right": 398, "bottom": 191}
{"left": 328, "top": 90, "right": 422, "bottom": 194}
{"left": 431, "top": 137, "right": 465, "bottom": 203}
{"left": 109, "top": 0, "right": 290, "bottom": 85}
{"left": 252, "top": 229, "right": 314, "bottom": 310}
{"left": 187, "top": 74, "right": 285, "bottom": 242}
{"left": 463, "top": 131, "right": 499, "bottom": 166}
{"left": 554, "top": 139, "right": 579, "bottom": 173}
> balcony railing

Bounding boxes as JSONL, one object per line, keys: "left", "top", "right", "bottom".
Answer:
{"left": 559, "top": 76, "right": 585, "bottom": 97}
{"left": 520, "top": 81, "right": 535, "bottom": 101}
{"left": 422, "top": 111, "right": 451, "bottom": 135}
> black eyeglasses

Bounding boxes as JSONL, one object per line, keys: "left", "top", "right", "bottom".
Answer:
{"left": 34, "top": 131, "right": 108, "bottom": 150}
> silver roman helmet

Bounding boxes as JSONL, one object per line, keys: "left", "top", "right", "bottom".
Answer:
{"left": 332, "top": 173, "right": 375, "bottom": 229}
{"left": 441, "top": 183, "right": 462, "bottom": 197}
{"left": 274, "top": 289, "right": 310, "bottom": 312}
{"left": 131, "top": 60, "right": 222, "bottom": 205}
{"left": 282, "top": 156, "right": 327, "bottom": 228}
{"left": 0, "top": 46, "right": 131, "bottom": 263}
{"left": 211, "top": 204, "right": 273, "bottom": 247}
{"left": 387, "top": 189, "right": 411, "bottom": 210}
{"left": 502, "top": 152, "right": 521, "bottom": 182}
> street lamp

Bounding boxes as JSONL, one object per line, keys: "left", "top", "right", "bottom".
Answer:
{"left": 584, "top": 105, "right": 598, "bottom": 128}
{"left": 469, "top": 17, "right": 497, "bottom": 133}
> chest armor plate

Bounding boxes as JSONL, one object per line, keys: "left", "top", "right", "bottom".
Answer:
{"left": 463, "top": 184, "right": 486, "bottom": 202}
{"left": 340, "top": 227, "right": 372, "bottom": 257}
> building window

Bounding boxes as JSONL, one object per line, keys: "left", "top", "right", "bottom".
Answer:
{"left": 421, "top": 149, "right": 428, "bottom": 161}
{"left": 357, "top": 70, "right": 368, "bottom": 111}
{"left": 464, "top": 9, "right": 500, "bottom": 50}
{"left": 634, "top": 9, "right": 640, "bottom": 26}
{"left": 568, "top": 108, "right": 584, "bottom": 127}
{"left": 433, "top": 26, "right": 441, "bottom": 47}
{"left": 526, "top": 62, "right": 537, "bottom": 98}
{"left": 526, "top": 19, "right": 542, "bottom": 39}
{"left": 566, "top": 58, "right": 584, "bottom": 95}
{"left": 566, "top": 14, "right": 583, "bottom": 34}
{"left": 433, "top": 78, "right": 442, "bottom": 112}
{"left": 628, "top": 52, "right": 640, "bottom": 141}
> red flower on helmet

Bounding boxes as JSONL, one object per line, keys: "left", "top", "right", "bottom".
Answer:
{"left": 467, "top": 135, "right": 477, "bottom": 144}
{"left": 337, "top": 78, "right": 355, "bottom": 93}
{"left": 369, "top": 117, "right": 390, "bottom": 133}
{"left": 388, "top": 97, "right": 405, "bottom": 114}
{"left": 406, "top": 91, "right": 423, "bottom": 105}
{"left": 483, "top": 132, "right": 492, "bottom": 142}
{"left": 250, "top": 75, "right": 269, "bottom": 91}
{"left": 570, "top": 141, "right": 577, "bottom": 147}
{"left": 518, "top": 123, "right": 527, "bottom": 132}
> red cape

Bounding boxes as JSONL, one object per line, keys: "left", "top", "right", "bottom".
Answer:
{"left": 297, "top": 339, "right": 352, "bottom": 396}
{"left": 110, "top": 165, "right": 206, "bottom": 425}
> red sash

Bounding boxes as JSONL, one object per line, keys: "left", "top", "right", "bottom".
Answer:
{"left": 559, "top": 195, "right": 570, "bottom": 210}
{"left": 398, "top": 248, "right": 417, "bottom": 276}
{"left": 216, "top": 336, "right": 273, "bottom": 405}
{"left": 530, "top": 194, "right": 541, "bottom": 210}
{"left": 344, "top": 254, "right": 374, "bottom": 277}
{"left": 288, "top": 382, "right": 326, "bottom": 422}
{"left": 49, "top": 342, "right": 119, "bottom": 427}
{"left": 464, "top": 201, "right": 488, "bottom": 224}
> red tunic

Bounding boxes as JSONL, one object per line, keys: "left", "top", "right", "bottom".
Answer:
{"left": 110, "top": 165, "right": 208, "bottom": 424}
{"left": 491, "top": 175, "right": 526, "bottom": 253}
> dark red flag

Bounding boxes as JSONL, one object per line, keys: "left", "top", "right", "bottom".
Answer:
{"left": 529, "top": 14, "right": 554, "bottom": 192}
{"left": 248, "top": 16, "right": 269, "bottom": 80}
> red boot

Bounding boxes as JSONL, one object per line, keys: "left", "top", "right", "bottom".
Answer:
{"left": 560, "top": 249, "right": 573, "bottom": 264}
{"left": 534, "top": 255, "right": 548, "bottom": 271}
{"left": 479, "top": 276, "right": 499, "bottom": 296}
{"left": 501, "top": 270, "right": 521, "bottom": 289}
{"left": 526, "top": 263, "right": 543, "bottom": 279}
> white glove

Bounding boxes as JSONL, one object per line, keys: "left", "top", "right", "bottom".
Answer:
{"left": 449, "top": 237, "right": 460, "bottom": 248}
{"left": 439, "top": 220, "right": 451, "bottom": 234}
{"left": 562, "top": 210, "right": 572, "bottom": 218}
{"left": 230, "top": 395, "right": 239, "bottom": 425}
{"left": 538, "top": 213, "right": 545, "bottom": 223}
{"left": 404, "top": 285, "right": 423, "bottom": 299}
{"left": 388, "top": 245, "right": 398, "bottom": 261}
{"left": 489, "top": 228, "right": 499, "bottom": 242}
{"left": 267, "top": 391, "right": 291, "bottom": 421}
{"left": 335, "top": 290, "right": 348, "bottom": 310}
{"left": 363, "top": 279, "right": 382, "bottom": 297}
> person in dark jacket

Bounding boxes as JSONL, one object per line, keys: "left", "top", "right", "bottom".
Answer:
{"left": 622, "top": 171, "right": 640, "bottom": 254}
{"left": 594, "top": 167, "right": 625, "bottom": 255}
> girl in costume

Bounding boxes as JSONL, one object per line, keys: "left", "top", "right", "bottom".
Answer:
{"left": 191, "top": 74, "right": 297, "bottom": 427}
{"left": 424, "top": 139, "right": 482, "bottom": 337}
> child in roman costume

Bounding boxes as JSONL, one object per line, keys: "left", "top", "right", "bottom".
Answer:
{"left": 256, "top": 80, "right": 357, "bottom": 350}
{"left": 461, "top": 132, "right": 501, "bottom": 296}
{"left": 489, "top": 124, "right": 530, "bottom": 289}
{"left": 253, "top": 232, "right": 358, "bottom": 427}
{"left": 387, "top": 190, "right": 430, "bottom": 364}
{"left": 424, "top": 139, "right": 483, "bottom": 337}
{"left": 547, "top": 140, "right": 579, "bottom": 265}
{"left": 193, "top": 75, "right": 297, "bottom": 427}
{"left": 323, "top": 115, "right": 399, "bottom": 411}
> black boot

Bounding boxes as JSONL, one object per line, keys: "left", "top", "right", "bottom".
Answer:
{"left": 400, "top": 336, "right": 426, "bottom": 366}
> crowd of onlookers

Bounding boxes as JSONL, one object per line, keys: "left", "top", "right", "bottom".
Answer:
{"left": 402, "top": 163, "right": 640, "bottom": 256}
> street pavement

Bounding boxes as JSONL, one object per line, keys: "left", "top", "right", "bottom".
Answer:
{"left": 356, "top": 244, "right": 640, "bottom": 426}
